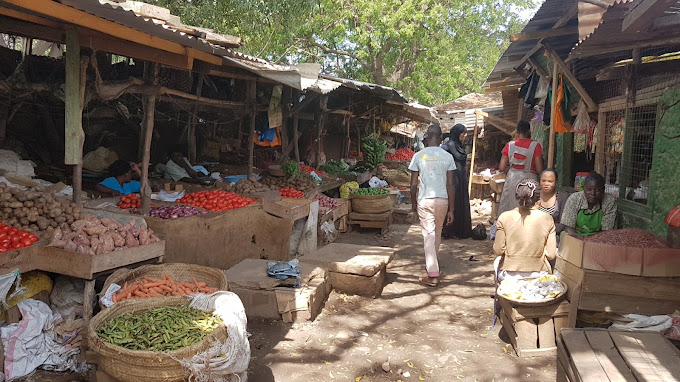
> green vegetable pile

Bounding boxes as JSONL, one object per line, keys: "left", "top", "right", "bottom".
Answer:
{"left": 320, "top": 159, "right": 355, "bottom": 176}
{"left": 361, "top": 135, "right": 387, "bottom": 169}
{"left": 97, "top": 305, "right": 223, "bottom": 351}
{"left": 281, "top": 161, "right": 300, "bottom": 178}
{"left": 353, "top": 188, "right": 389, "bottom": 196}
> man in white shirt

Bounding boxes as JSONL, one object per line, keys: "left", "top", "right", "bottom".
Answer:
{"left": 409, "top": 125, "right": 456, "bottom": 287}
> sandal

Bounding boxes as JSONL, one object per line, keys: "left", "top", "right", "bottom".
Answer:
{"left": 420, "top": 276, "right": 439, "bottom": 287}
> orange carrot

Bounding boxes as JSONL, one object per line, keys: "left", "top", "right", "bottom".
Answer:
{"left": 133, "top": 290, "right": 146, "bottom": 297}
{"left": 197, "top": 282, "right": 207, "bottom": 288}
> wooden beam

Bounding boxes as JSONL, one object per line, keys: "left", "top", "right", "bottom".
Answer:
{"left": 622, "top": 0, "right": 677, "bottom": 33}
{"left": 140, "top": 63, "right": 158, "bottom": 215}
{"left": 570, "top": 35, "right": 680, "bottom": 58}
{"left": 595, "top": 110, "right": 605, "bottom": 174}
{"left": 542, "top": 41, "right": 598, "bottom": 112}
{"left": 596, "top": 59, "right": 680, "bottom": 81}
{"left": 510, "top": 26, "right": 578, "bottom": 42}
{"left": 548, "top": 61, "right": 559, "bottom": 168}
{"left": 2, "top": 0, "right": 222, "bottom": 67}
{"left": 580, "top": 0, "right": 610, "bottom": 8}
{"left": 468, "top": 114, "right": 479, "bottom": 195}
{"left": 246, "top": 81, "right": 256, "bottom": 180}
{"left": 64, "top": 30, "right": 81, "bottom": 163}
{"left": 474, "top": 110, "right": 515, "bottom": 135}
{"left": 652, "top": 14, "right": 680, "bottom": 29}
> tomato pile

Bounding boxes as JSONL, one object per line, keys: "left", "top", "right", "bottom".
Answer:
{"left": 300, "top": 164, "right": 325, "bottom": 175}
{"left": 349, "top": 150, "right": 363, "bottom": 158}
{"left": 177, "top": 190, "right": 256, "bottom": 211}
{"left": 0, "top": 224, "right": 38, "bottom": 252}
{"left": 386, "top": 148, "right": 415, "bottom": 161}
{"left": 279, "top": 187, "right": 304, "bottom": 198}
{"left": 118, "top": 194, "right": 141, "bottom": 209}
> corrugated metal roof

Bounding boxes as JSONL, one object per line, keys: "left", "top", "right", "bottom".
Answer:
{"left": 570, "top": 0, "right": 680, "bottom": 58}
{"left": 313, "top": 75, "right": 408, "bottom": 104}
{"left": 59, "top": 0, "right": 239, "bottom": 58}
{"left": 436, "top": 92, "right": 503, "bottom": 112}
{"left": 222, "top": 50, "right": 321, "bottom": 90}
{"left": 484, "top": 0, "right": 580, "bottom": 89}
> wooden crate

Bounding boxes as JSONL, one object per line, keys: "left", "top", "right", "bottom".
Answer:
{"left": 555, "top": 255, "right": 680, "bottom": 327}
{"left": 264, "top": 197, "right": 313, "bottom": 220}
{"left": 557, "top": 328, "right": 680, "bottom": 382}
{"left": 499, "top": 298, "right": 570, "bottom": 358}
{"left": 347, "top": 211, "right": 392, "bottom": 235}
{"left": 30, "top": 239, "right": 165, "bottom": 280}
{"left": 319, "top": 199, "right": 350, "bottom": 222}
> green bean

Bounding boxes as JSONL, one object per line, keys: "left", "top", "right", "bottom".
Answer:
{"left": 97, "top": 305, "right": 222, "bottom": 351}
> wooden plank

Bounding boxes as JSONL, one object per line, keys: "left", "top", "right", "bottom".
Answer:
{"left": 611, "top": 331, "right": 680, "bottom": 381}
{"left": 348, "top": 212, "right": 392, "bottom": 221}
{"left": 510, "top": 26, "right": 578, "bottom": 42}
{"left": 348, "top": 220, "right": 389, "bottom": 229}
{"left": 140, "top": 63, "right": 157, "bottom": 215}
{"left": 567, "top": 285, "right": 581, "bottom": 328}
{"left": 561, "top": 330, "right": 610, "bottom": 381}
{"left": 622, "top": 0, "right": 677, "bottom": 33}
{"left": 473, "top": 110, "right": 515, "bottom": 135}
{"left": 554, "top": 315, "right": 570, "bottom": 334}
{"left": 515, "top": 318, "right": 538, "bottom": 352}
{"left": 581, "top": 271, "right": 680, "bottom": 302}
{"left": 584, "top": 330, "right": 637, "bottom": 382}
{"left": 499, "top": 298, "right": 570, "bottom": 320}
{"left": 500, "top": 311, "right": 520, "bottom": 355}
{"left": 543, "top": 41, "right": 598, "bottom": 112}
{"left": 555, "top": 256, "right": 585, "bottom": 284}
{"left": 557, "top": 334, "right": 579, "bottom": 382}
{"left": 537, "top": 317, "right": 557, "bottom": 349}
{"left": 578, "top": 293, "right": 680, "bottom": 315}
{"left": 64, "top": 29, "right": 82, "bottom": 166}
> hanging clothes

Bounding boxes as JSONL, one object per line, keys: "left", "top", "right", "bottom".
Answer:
{"left": 518, "top": 71, "right": 540, "bottom": 109}
{"left": 553, "top": 74, "right": 572, "bottom": 133}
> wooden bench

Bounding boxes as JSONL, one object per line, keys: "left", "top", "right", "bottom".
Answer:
{"left": 557, "top": 328, "right": 680, "bottom": 382}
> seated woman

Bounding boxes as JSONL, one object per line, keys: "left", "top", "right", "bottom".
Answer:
{"left": 96, "top": 160, "right": 141, "bottom": 196}
{"left": 538, "top": 169, "right": 569, "bottom": 241}
{"left": 561, "top": 172, "right": 617, "bottom": 237}
{"left": 493, "top": 178, "right": 556, "bottom": 280}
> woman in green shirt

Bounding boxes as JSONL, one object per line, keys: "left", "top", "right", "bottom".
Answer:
{"left": 561, "top": 172, "right": 617, "bottom": 237}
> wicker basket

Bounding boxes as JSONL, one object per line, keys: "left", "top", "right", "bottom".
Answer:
{"left": 100, "top": 263, "right": 228, "bottom": 309}
{"left": 89, "top": 297, "right": 228, "bottom": 382}
{"left": 350, "top": 193, "right": 393, "bottom": 214}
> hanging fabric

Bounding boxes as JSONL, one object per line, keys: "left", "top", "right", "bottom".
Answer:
{"left": 554, "top": 74, "right": 572, "bottom": 133}
{"left": 268, "top": 85, "right": 283, "bottom": 129}
{"left": 518, "top": 71, "right": 540, "bottom": 109}
{"left": 254, "top": 127, "right": 281, "bottom": 147}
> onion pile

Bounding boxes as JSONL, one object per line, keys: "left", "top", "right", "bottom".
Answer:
{"left": 132, "top": 206, "right": 206, "bottom": 219}
{"left": 584, "top": 228, "right": 669, "bottom": 248}
{"left": 315, "top": 194, "right": 340, "bottom": 209}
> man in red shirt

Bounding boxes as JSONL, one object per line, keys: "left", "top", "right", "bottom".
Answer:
{"left": 497, "top": 120, "right": 544, "bottom": 217}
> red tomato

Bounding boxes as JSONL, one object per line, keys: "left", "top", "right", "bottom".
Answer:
{"left": 10, "top": 236, "right": 20, "bottom": 243}
{"left": 20, "top": 238, "right": 32, "bottom": 247}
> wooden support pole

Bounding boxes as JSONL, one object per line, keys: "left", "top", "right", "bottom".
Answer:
{"left": 293, "top": 114, "right": 300, "bottom": 163}
{"left": 246, "top": 81, "right": 256, "bottom": 180}
{"left": 64, "top": 29, "right": 87, "bottom": 204}
{"left": 468, "top": 114, "right": 480, "bottom": 195}
{"left": 279, "top": 87, "right": 292, "bottom": 162}
{"left": 595, "top": 110, "right": 605, "bottom": 174}
{"left": 548, "top": 61, "right": 559, "bottom": 168}
{"left": 187, "top": 73, "right": 205, "bottom": 163}
{"left": 315, "top": 96, "right": 328, "bottom": 168}
{"left": 345, "top": 115, "right": 351, "bottom": 159}
{"left": 140, "top": 63, "right": 158, "bottom": 215}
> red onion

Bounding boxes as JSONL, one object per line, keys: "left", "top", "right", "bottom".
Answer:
{"left": 131, "top": 206, "right": 207, "bottom": 219}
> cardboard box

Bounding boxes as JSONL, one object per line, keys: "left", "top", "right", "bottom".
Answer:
{"left": 558, "top": 232, "right": 680, "bottom": 277}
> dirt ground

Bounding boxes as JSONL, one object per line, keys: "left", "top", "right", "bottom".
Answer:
{"left": 248, "top": 222, "right": 556, "bottom": 382}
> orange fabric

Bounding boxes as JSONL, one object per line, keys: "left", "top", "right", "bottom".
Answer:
{"left": 554, "top": 74, "right": 572, "bottom": 134}
{"left": 254, "top": 127, "right": 281, "bottom": 147}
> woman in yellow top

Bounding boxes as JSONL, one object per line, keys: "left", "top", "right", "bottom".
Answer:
{"left": 493, "top": 178, "right": 556, "bottom": 280}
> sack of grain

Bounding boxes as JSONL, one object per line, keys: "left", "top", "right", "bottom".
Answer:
{"left": 82, "top": 147, "right": 119, "bottom": 174}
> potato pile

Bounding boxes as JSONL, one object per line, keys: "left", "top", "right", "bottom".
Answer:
{"left": 260, "top": 174, "right": 317, "bottom": 192}
{"left": 0, "top": 185, "right": 81, "bottom": 236}
{"left": 48, "top": 214, "right": 160, "bottom": 255}
{"left": 233, "top": 179, "right": 277, "bottom": 194}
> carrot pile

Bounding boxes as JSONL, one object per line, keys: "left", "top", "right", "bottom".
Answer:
{"left": 112, "top": 275, "right": 218, "bottom": 303}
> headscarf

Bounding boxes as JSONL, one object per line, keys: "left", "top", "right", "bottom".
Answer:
{"left": 445, "top": 124, "right": 467, "bottom": 162}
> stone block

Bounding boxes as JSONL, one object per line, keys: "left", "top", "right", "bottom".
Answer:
{"left": 329, "top": 268, "right": 386, "bottom": 298}
{"left": 300, "top": 243, "right": 395, "bottom": 276}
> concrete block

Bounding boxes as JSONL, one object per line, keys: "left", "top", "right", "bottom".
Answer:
{"left": 329, "top": 268, "right": 386, "bottom": 298}
{"left": 301, "top": 243, "right": 395, "bottom": 276}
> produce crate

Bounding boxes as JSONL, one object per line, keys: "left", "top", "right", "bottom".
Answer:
{"left": 318, "top": 199, "right": 350, "bottom": 222}
{"left": 263, "top": 197, "right": 314, "bottom": 221}
{"left": 30, "top": 239, "right": 165, "bottom": 280}
{"left": 225, "top": 259, "right": 329, "bottom": 323}
{"left": 347, "top": 211, "right": 392, "bottom": 235}
{"left": 498, "top": 297, "right": 570, "bottom": 358}
{"left": 557, "top": 329, "right": 680, "bottom": 382}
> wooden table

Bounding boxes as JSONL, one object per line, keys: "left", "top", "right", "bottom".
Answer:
{"left": 555, "top": 256, "right": 680, "bottom": 327}
{"left": 557, "top": 328, "right": 680, "bottom": 382}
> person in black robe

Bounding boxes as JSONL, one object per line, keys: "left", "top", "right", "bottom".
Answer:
{"left": 442, "top": 124, "right": 473, "bottom": 239}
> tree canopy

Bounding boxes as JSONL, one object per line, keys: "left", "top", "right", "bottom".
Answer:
{"left": 151, "top": 0, "right": 536, "bottom": 106}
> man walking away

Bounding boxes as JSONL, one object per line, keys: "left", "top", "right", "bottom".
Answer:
{"left": 409, "top": 125, "right": 456, "bottom": 287}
